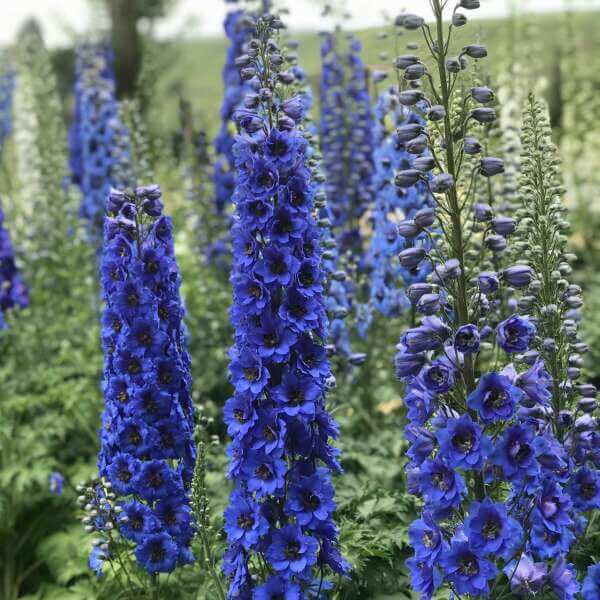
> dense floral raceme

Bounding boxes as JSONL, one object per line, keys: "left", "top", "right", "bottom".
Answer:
{"left": 97, "top": 185, "right": 196, "bottom": 574}
{"left": 391, "top": 2, "right": 600, "bottom": 598}
{"left": 223, "top": 13, "right": 349, "bottom": 597}
{"left": 364, "top": 87, "right": 433, "bottom": 328}
{"left": 212, "top": 6, "right": 254, "bottom": 216}
{"left": 0, "top": 198, "right": 28, "bottom": 326}
{"left": 319, "top": 31, "right": 375, "bottom": 258}
{"left": 0, "top": 60, "right": 14, "bottom": 150}
{"left": 69, "top": 42, "right": 131, "bottom": 243}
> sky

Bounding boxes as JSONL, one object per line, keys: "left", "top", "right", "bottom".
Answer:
{"left": 0, "top": 0, "right": 597, "bottom": 47}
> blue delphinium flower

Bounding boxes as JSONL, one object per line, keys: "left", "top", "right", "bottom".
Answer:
{"left": 70, "top": 41, "right": 131, "bottom": 244}
{"left": 583, "top": 563, "right": 600, "bottom": 600}
{"left": 212, "top": 7, "right": 254, "bottom": 215}
{"left": 367, "top": 88, "right": 433, "bottom": 324}
{"left": 223, "top": 13, "right": 348, "bottom": 596}
{"left": 49, "top": 472, "right": 64, "bottom": 495}
{"left": 0, "top": 60, "right": 14, "bottom": 151}
{"left": 0, "top": 198, "right": 29, "bottom": 325}
{"left": 98, "top": 185, "right": 195, "bottom": 574}
{"left": 394, "top": 6, "right": 600, "bottom": 598}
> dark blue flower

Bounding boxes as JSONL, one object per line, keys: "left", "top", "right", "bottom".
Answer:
{"left": 419, "top": 359, "right": 455, "bottom": 393}
{"left": 49, "top": 472, "right": 64, "bottom": 495}
{"left": 285, "top": 468, "right": 336, "bottom": 527}
{"left": 467, "top": 372, "right": 522, "bottom": 423}
{"left": 463, "top": 498, "right": 521, "bottom": 558}
{"left": 497, "top": 314, "right": 536, "bottom": 353}
{"left": 224, "top": 490, "right": 269, "bottom": 549}
{"left": 436, "top": 415, "right": 487, "bottom": 470}
{"left": 517, "top": 360, "right": 552, "bottom": 406}
{"left": 569, "top": 468, "right": 600, "bottom": 511}
{"left": 583, "top": 564, "right": 600, "bottom": 600}
{"left": 419, "top": 458, "right": 466, "bottom": 510}
{"left": 406, "top": 557, "right": 442, "bottom": 600}
{"left": 548, "top": 557, "right": 580, "bottom": 600}
{"left": 491, "top": 423, "right": 540, "bottom": 482}
{"left": 254, "top": 576, "right": 301, "bottom": 600}
{"left": 454, "top": 324, "right": 480, "bottom": 354}
{"left": 408, "top": 511, "right": 446, "bottom": 564}
{"left": 440, "top": 540, "right": 498, "bottom": 596}
{"left": 265, "top": 524, "right": 319, "bottom": 576}
{"left": 119, "top": 501, "right": 161, "bottom": 543}
{"left": 134, "top": 532, "right": 179, "bottom": 573}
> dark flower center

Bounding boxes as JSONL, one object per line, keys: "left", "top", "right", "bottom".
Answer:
{"left": 238, "top": 514, "right": 255, "bottom": 530}
{"left": 126, "top": 292, "right": 139, "bottom": 307}
{"left": 257, "top": 172, "right": 274, "bottom": 188}
{"left": 263, "top": 426, "right": 276, "bottom": 441}
{"left": 244, "top": 367, "right": 259, "bottom": 381}
{"left": 255, "top": 465, "right": 272, "bottom": 480}
{"left": 164, "top": 509, "right": 177, "bottom": 525}
{"left": 146, "top": 259, "right": 159, "bottom": 273}
{"left": 303, "top": 492, "right": 320, "bottom": 510}
{"left": 150, "top": 546, "right": 166, "bottom": 563}
{"left": 482, "top": 518, "right": 500, "bottom": 539}
{"left": 234, "top": 409, "right": 247, "bottom": 423}
{"left": 431, "top": 473, "right": 449, "bottom": 491}
{"left": 289, "top": 303, "right": 307, "bottom": 318}
{"left": 582, "top": 482, "right": 597, "bottom": 500}
{"left": 269, "top": 258, "right": 286, "bottom": 275}
{"left": 118, "top": 467, "right": 132, "bottom": 482}
{"left": 284, "top": 541, "right": 301, "bottom": 560}
{"left": 128, "top": 429, "right": 141, "bottom": 445}
{"left": 138, "top": 330, "right": 152, "bottom": 346}
{"left": 422, "top": 532, "right": 435, "bottom": 548}
{"left": 299, "top": 272, "right": 314, "bottom": 286}
{"left": 271, "top": 139, "right": 288, "bottom": 156}
{"left": 263, "top": 333, "right": 279, "bottom": 348}
{"left": 249, "top": 285, "right": 262, "bottom": 298}
{"left": 452, "top": 432, "right": 474, "bottom": 452}
{"left": 117, "top": 389, "right": 128, "bottom": 403}
{"left": 148, "top": 471, "right": 163, "bottom": 489}
{"left": 288, "top": 388, "right": 304, "bottom": 404}
{"left": 459, "top": 556, "right": 479, "bottom": 577}
{"left": 131, "top": 516, "right": 143, "bottom": 530}
{"left": 290, "top": 190, "right": 304, "bottom": 206}
{"left": 127, "top": 359, "right": 141, "bottom": 374}
{"left": 486, "top": 388, "right": 507, "bottom": 409}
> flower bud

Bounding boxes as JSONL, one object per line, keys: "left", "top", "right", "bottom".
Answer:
{"left": 402, "top": 14, "right": 425, "bottom": 30}
{"left": 428, "top": 105, "right": 446, "bottom": 122}
{"left": 471, "top": 107, "right": 496, "bottom": 123}
{"left": 446, "top": 58, "right": 461, "bottom": 73}
{"left": 478, "top": 271, "right": 499, "bottom": 294}
{"left": 398, "top": 247, "right": 426, "bottom": 269}
{"left": 413, "top": 156, "right": 436, "bottom": 172}
{"left": 492, "top": 216, "right": 516, "bottom": 236}
{"left": 578, "top": 384, "right": 598, "bottom": 398}
{"left": 405, "top": 63, "right": 426, "bottom": 80}
{"left": 503, "top": 265, "right": 534, "bottom": 287}
{"left": 416, "top": 293, "right": 440, "bottom": 315}
{"left": 461, "top": 0, "right": 480, "bottom": 7}
{"left": 395, "top": 169, "right": 421, "bottom": 187}
{"left": 397, "top": 220, "right": 421, "bottom": 239}
{"left": 480, "top": 157, "right": 505, "bottom": 177}
{"left": 107, "top": 189, "right": 126, "bottom": 213}
{"left": 406, "top": 134, "right": 429, "bottom": 154}
{"left": 463, "top": 136, "right": 482, "bottom": 155}
{"left": 399, "top": 89, "right": 424, "bottom": 105}
{"left": 579, "top": 398, "right": 597, "bottom": 413}
{"left": 463, "top": 44, "right": 487, "bottom": 59}
{"left": 396, "top": 123, "right": 424, "bottom": 142}
{"left": 349, "top": 352, "right": 367, "bottom": 366}
{"left": 415, "top": 207, "right": 436, "bottom": 228}
{"left": 474, "top": 203, "right": 493, "bottom": 221}
{"left": 452, "top": 12, "right": 468, "bottom": 26}
{"left": 471, "top": 86, "right": 495, "bottom": 103}
{"left": 395, "top": 55, "right": 419, "bottom": 69}
{"left": 486, "top": 234, "right": 507, "bottom": 252}
{"left": 431, "top": 173, "right": 454, "bottom": 192}
{"left": 407, "top": 283, "right": 433, "bottom": 304}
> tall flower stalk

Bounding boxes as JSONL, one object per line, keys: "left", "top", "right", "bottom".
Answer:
{"left": 223, "top": 12, "right": 349, "bottom": 597}
{"left": 392, "top": 2, "right": 600, "bottom": 598}
{"left": 91, "top": 186, "right": 196, "bottom": 584}
{"left": 70, "top": 42, "right": 131, "bottom": 244}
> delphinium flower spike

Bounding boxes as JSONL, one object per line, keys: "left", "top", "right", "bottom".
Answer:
{"left": 70, "top": 42, "right": 131, "bottom": 244}
{"left": 0, "top": 197, "right": 28, "bottom": 327}
{"left": 0, "top": 59, "right": 14, "bottom": 152}
{"left": 92, "top": 185, "right": 196, "bottom": 580}
{"left": 223, "top": 12, "right": 349, "bottom": 597}
{"left": 389, "top": 2, "right": 598, "bottom": 598}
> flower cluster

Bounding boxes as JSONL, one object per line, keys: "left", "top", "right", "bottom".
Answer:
{"left": 97, "top": 185, "right": 196, "bottom": 574}
{"left": 0, "top": 60, "right": 14, "bottom": 151}
{"left": 70, "top": 42, "right": 131, "bottom": 242}
{"left": 366, "top": 86, "right": 433, "bottom": 324}
{"left": 213, "top": 5, "right": 254, "bottom": 216}
{"left": 320, "top": 31, "right": 375, "bottom": 258}
{"left": 390, "top": 3, "right": 600, "bottom": 598}
{"left": 223, "top": 13, "right": 348, "bottom": 596}
{"left": 0, "top": 198, "right": 28, "bottom": 326}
